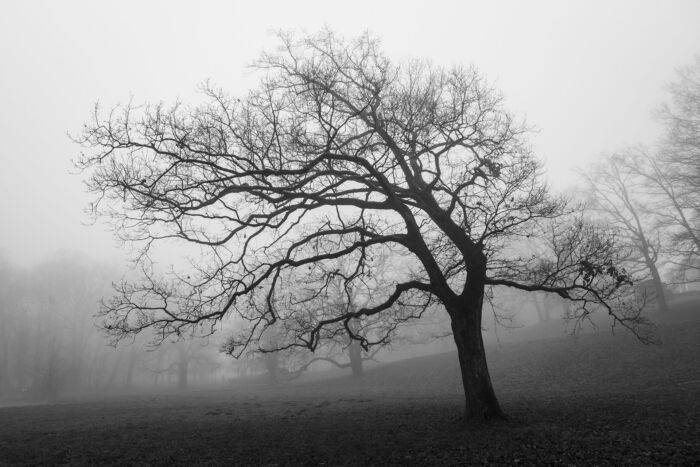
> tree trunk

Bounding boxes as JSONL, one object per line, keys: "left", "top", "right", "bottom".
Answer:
{"left": 264, "top": 353, "right": 279, "bottom": 385}
{"left": 648, "top": 264, "right": 669, "bottom": 313}
{"left": 449, "top": 289, "right": 504, "bottom": 422}
{"left": 638, "top": 231, "right": 669, "bottom": 314}
{"left": 348, "top": 340, "right": 364, "bottom": 378}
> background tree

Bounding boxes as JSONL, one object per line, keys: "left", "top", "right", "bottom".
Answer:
{"left": 582, "top": 154, "right": 669, "bottom": 313}
{"left": 0, "top": 252, "right": 230, "bottom": 399}
{"left": 650, "top": 57, "right": 700, "bottom": 283}
{"left": 76, "top": 30, "right": 646, "bottom": 422}
{"left": 139, "top": 339, "right": 220, "bottom": 389}
{"left": 0, "top": 252, "right": 121, "bottom": 399}
{"left": 259, "top": 250, "right": 417, "bottom": 379}
{"left": 612, "top": 148, "right": 699, "bottom": 290}
{"left": 657, "top": 56, "right": 700, "bottom": 199}
{"left": 582, "top": 59, "right": 700, "bottom": 293}
{"left": 171, "top": 340, "right": 218, "bottom": 389}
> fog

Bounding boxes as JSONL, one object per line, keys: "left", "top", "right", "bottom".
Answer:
{"left": 1, "top": 1, "right": 698, "bottom": 266}
{"left": 0, "top": 249, "right": 634, "bottom": 404}
{"left": 1, "top": 1, "right": 699, "bottom": 465}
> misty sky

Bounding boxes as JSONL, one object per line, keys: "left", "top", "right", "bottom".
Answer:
{"left": 1, "top": 0, "right": 698, "bottom": 266}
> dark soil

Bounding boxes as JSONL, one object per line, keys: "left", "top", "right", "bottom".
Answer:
{"left": 1, "top": 316, "right": 698, "bottom": 466}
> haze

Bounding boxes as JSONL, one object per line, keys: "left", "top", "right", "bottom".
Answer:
{"left": 0, "top": 0, "right": 697, "bottom": 265}
{"left": 1, "top": 2, "right": 699, "bottom": 465}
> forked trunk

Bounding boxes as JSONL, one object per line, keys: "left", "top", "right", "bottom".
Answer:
{"left": 449, "top": 290, "right": 504, "bottom": 422}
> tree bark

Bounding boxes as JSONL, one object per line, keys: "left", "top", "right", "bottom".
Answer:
{"left": 449, "top": 284, "right": 504, "bottom": 422}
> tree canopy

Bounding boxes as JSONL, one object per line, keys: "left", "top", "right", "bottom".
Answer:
{"left": 76, "top": 30, "right": 646, "bottom": 421}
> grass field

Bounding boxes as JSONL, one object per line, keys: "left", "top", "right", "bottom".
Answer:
{"left": 1, "top": 311, "right": 698, "bottom": 466}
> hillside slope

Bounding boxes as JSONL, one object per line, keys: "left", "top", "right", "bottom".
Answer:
{"left": 347, "top": 314, "right": 700, "bottom": 399}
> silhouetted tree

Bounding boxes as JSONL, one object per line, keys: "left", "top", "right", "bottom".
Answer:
{"left": 75, "top": 30, "right": 647, "bottom": 422}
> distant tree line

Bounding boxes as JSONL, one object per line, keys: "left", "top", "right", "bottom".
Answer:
{"left": 0, "top": 252, "right": 223, "bottom": 401}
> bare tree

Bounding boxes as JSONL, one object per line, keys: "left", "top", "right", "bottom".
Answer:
{"left": 141, "top": 339, "right": 217, "bottom": 389}
{"left": 172, "top": 340, "right": 216, "bottom": 389}
{"left": 589, "top": 60, "right": 700, "bottom": 290}
{"left": 271, "top": 250, "right": 415, "bottom": 379}
{"left": 582, "top": 153, "right": 669, "bottom": 313}
{"left": 75, "top": 30, "right": 646, "bottom": 422}
{"left": 613, "top": 149, "right": 699, "bottom": 288}
{"left": 279, "top": 269, "right": 389, "bottom": 380}
{"left": 657, "top": 56, "right": 700, "bottom": 195}
{"left": 650, "top": 57, "right": 700, "bottom": 282}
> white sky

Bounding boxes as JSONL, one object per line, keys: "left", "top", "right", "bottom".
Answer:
{"left": 1, "top": 0, "right": 698, "bottom": 266}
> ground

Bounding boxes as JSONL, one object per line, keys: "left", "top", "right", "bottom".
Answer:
{"left": 1, "top": 307, "right": 698, "bottom": 466}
